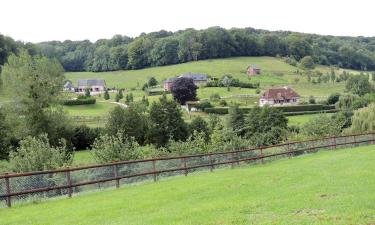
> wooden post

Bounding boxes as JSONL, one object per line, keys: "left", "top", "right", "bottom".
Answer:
{"left": 113, "top": 164, "right": 119, "bottom": 188}
{"left": 231, "top": 152, "right": 235, "bottom": 169}
{"left": 287, "top": 143, "right": 291, "bottom": 159}
{"left": 333, "top": 137, "right": 337, "bottom": 149}
{"left": 260, "top": 148, "right": 264, "bottom": 164}
{"left": 4, "top": 174, "right": 11, "bottom": 207}
{"left": 208, "top": 154, "right": 213, "bottom": 172}
{"left": 152, "top": 160, "right": 157, "bottom": 182}
{"left": 181, "top": 158, "right": 188, "bottom": 176}
{"left": 66, "top": 169, "right": 72, "bottom": 198}
{"left": 353, "top": 135, "right": 357, "bottom": 147}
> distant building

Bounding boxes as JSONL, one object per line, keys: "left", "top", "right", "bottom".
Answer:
{"left": 247, "top": 65, "right": 261, "bottom": 76}
{"left": 259, "top": 87, "right": 300, "bottom": 106}
{"left": 163, "top": 73, "right": 208, "bottom": 91}
{"left": 163, "top": 77, "right": 178, "bottom": 91}
{"left": 77, "top": 79, "right": 106, "bottom": 92}
{"left": 63, "top": 81, "right": 75, "bottom": 92}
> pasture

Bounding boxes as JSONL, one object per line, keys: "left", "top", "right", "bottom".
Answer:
{"left": 1, "top": 145, "right": 374, "bottom": 224}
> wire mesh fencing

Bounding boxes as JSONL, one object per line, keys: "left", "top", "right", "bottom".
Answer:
{"left": 1, "top": 132, "right": 374, "bottom": 208}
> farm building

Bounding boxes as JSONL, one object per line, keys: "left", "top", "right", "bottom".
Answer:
{"left": 259, "top": 87, "right": 300, "bottom": 106}
{"left": 77, "top": 79, "right": 106, "bottom": 93}
{"left": 247, "top": 65, "right": 261, "bottom": 76}
{"left": 63, "top": 81, "right": 75, "bottom": 92}
{"left": 163, "top": 73, "right": 208, "bottom": 91}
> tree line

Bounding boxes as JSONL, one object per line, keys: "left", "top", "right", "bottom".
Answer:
{"left": 1, "top": 27, "right": 375, "bottom": 73}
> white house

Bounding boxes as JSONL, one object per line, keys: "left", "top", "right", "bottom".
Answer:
{"left": 259, "top": 87, "right": 300, "bottom": 106}
{"left": 77, "top": 79, "right": 106, "bottom": 93}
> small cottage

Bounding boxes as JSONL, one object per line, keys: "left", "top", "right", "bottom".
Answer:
{"left": 63, "top": 81, "right": 75, "bottom": 92}
{"left": 77, "top": 79, "right": 106, "bottom": 93}
{"left": 260, "top": 87, "right": 300, "bottom": 106}
{"left": 247, "top": 65, "right": 261, "bottom": 76}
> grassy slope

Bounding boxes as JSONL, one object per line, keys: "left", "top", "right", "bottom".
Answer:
{"left": 1, "top": 146, "right": 374, "bottom": 225}
{"left": 287, "top": 114, "right": 322, "bottom": 126}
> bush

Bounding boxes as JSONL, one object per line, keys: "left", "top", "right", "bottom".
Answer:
{"left": 194, "top": 101, "right": 213, "bottom": 110}
{"left": 91, "top": 132, "right": 142, "bottom": 163}
{"left": 62, "top": 97, "right": 96, "bottom": 105}
{"left": 219, "top": 99, "right": 227, "bottom": 106}
{"left": 309, "top": 96, "right": 316, "bottom": 104}
{"left": 327, "top": 93, "right": 340, "bottom": 105}
{"left": 205, "top": 105, "right": 327, "bottom": 114}
{"left": 9, "top": 134, "right": 71, "bottom": 172}
{"left": 104, "top": 90, "right": 110, "bottom": 100}
{"left": 146, "top": 90, "right": 170, "bottom": 96}
{"left": 210, "top": 93, "right": 221, "bottom": 101}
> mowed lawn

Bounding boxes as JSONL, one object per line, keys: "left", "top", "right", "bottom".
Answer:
{"left": 1, "top": 146, "right": 374, "bottom": 225}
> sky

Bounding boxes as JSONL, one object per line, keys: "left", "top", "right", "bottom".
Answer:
{"left": 1, "top": 0, "right": 374, "bottom": 43}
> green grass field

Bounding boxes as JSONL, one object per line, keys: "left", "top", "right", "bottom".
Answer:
{"left": 1, "top": 145, "right": 374, "bottom": 225}
{"left": 287, "top": 114, "right": 323, "bottom": 126}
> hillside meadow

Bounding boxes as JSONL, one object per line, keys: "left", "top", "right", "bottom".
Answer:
{"left": 1, "top": 145, "right": 374, "bottom": 224}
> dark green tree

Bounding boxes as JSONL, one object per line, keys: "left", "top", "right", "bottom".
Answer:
{"left": 104, "top": 90, "right": 110, "bottom": 100}
{"left": 189, "top": 116, "right": 210, "bottom": 141}
{"left": 106, "top": 104, "right": 149, "bottom": 144}
{"left": 148, "top": 97, "right": 188, "bottom": 147}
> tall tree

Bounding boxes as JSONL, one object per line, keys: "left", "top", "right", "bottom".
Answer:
{"left": 148, "top": 97, "right": 188, "bottom": 147}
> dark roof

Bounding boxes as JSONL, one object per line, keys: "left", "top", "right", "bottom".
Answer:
{"left": 77, "top": 79, "right": 106, "bottom": 87}
{"left": 248, "top": 65, "right": 260, "bottom": 70}
{"left": 261, "top": 87, "right": 300, "bottom": 100}
{"left": 180, "top": 73, "right": 208, "bottom": 81}
{"left": 64, "top": 81, "right": 74, "bottom": 89}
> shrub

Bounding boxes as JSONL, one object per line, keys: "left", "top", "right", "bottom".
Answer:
{"left": 9, "top": 134, "right": 71, "bottom": 172}
{"left": 327, "top": 93, "right": 340, "bottom": 105}
{"left": 104, "top": 90, "right": 110, "bottom": 100}
{"left": 194, "top": 101, "right": 213, "bottom": 110}
{"left": 62, "top": 97, "right": 96, "bottom": 105}
{"left": 219, "top": 99, "right": 227, "bottom": 106}
{"left": 91, "top": 132, "right": 142, "bottom": 163}
{"left": 309, "top": 96, "right": 316, "bottom": 104}
{"left": 210, "top": 93, "right": 221, "bottom": 101}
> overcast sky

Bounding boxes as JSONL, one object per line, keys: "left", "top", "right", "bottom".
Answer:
{"left": 1, "top": 0, "right": 374, "bottom": 43}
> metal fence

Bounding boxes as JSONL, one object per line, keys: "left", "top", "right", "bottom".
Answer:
{"left": 1, "top": 132, "right": 374, "bottom": 208}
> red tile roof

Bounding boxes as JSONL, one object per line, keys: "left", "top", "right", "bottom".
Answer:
{"left": 261, "top": 87, "right": 300, "bottom": 100}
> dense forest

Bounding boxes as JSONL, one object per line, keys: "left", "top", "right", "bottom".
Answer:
{"left": 1, "top": 27, "right": 375, "bottom": 72}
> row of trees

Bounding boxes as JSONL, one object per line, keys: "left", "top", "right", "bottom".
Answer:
{"left": 2, "top": 26, "right": 375, "bottom": 72}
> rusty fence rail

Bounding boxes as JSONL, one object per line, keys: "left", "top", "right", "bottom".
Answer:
{"left": 1, "top": 132, "right": 375, "bottom": 208}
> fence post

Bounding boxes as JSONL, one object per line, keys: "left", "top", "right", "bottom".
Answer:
{"left": 181, "top": 158, "right": 188, "bottom": 176}
{"left": 4, "top": 174, "right": 11, "bottom": 207}
{"left": 333, "top": 137, "right": 337, "bottom": 149}
{"left": 113, "top": 164, "right": 119, "bottom": 188}
{"left": 66, "top": 168, "right": 72, "bottom": 198}
{"left": 231, "top": 152, "right": 235, "bottom": 169}
{"left": 208, "top": 154, "right": 213, "bottom": 172}
{"left": 287, "top": 143, "right": 291, "bottom": 159}
{"left": 260, "top": 148, "right": 264, "bottom": 164}
{"left": 353, "top": 135, "right": 357, "bottom": 147}
{"left": 152, "top": 160, "right": 157, "bottom": 182}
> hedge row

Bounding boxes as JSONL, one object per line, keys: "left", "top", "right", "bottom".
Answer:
{"left": 62, "top": 98, "right": 96, "bottom": 105}
{"left": 146, "top": 90, "right": 170, "bottom": 96}
{"left": 204, "top": 104, "right": 337, "bottom": 115}
{"left": 284, "top": 109, "right": 339, "bottom": 116}
{"left": 206, "top": 80, "right": 259, "bottom": 89}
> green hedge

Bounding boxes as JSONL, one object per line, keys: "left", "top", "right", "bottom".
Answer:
{"left": 62, "top": 98, "right": 96, "bottom": 105}
{"left": 204, "top": 105, "right": 338, "bottom": 115}
{"left": 284, "top": 109, "right": 339, "bottom": 116}
{"left": 147, "top": 90, "right": 170, "bottom": 96}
